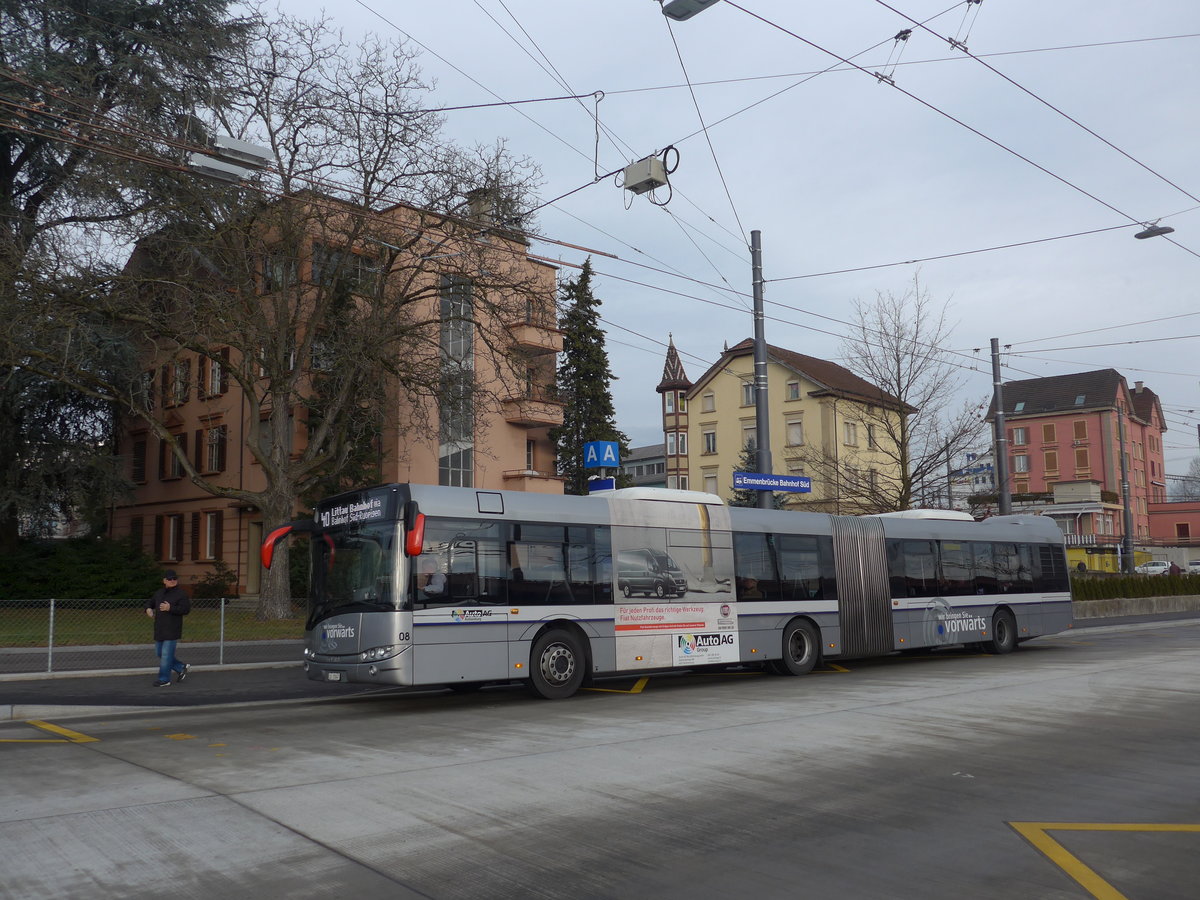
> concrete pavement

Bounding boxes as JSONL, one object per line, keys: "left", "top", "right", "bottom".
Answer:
{"left": 3, "top": 606, "right": 1196, "bottom": 721}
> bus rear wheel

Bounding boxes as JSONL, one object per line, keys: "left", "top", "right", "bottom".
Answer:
{"left": 769, "top": 619, "right": 819, "bottom": 676}
{"left": 984, "top": 609, "right": 1017, "bottom": 655}
{"left": 527, "top": 628, "right": 586, "bottom": 699}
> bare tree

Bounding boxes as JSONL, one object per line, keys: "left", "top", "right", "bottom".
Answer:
{"left": 17, "top": 13, "right": 545, "bottom": 617}
{"left": 791, "top": 275, "right": 985, "bottom": 512}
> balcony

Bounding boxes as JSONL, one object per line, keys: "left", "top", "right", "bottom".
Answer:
{"left": 502, "top": 387, "right": 563, "bottom": 428}
{"left": 502, "top": 469, "right": 565, "bottom": 493}
{"left": 505, "top": 318, "right": 563, "bottom": 356}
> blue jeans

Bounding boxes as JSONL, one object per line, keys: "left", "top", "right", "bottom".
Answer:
{"left": 155, "top": 640, "right": 186, "bottom": 683}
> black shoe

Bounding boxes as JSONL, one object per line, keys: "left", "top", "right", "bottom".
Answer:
{"left": 177, "top": 664, "right": 190, "bottom": 683}
{"left": 153, "top": 680, "right": 171, "bottom": 687}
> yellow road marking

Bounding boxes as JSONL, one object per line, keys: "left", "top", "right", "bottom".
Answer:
{"left": 817, "top": 663, "right": 849, "bottom": 673}
{"left": 584, "top": 676, "right": 650, "bottom": 694}
{"left": 164, "top": 733, "right": 195, "bottom": 741}
{"left": 0, "top": 720, "right": 100, "bottom": 744}
{"left": 1010, "top": 822, "right": 1200, "bottom": 900}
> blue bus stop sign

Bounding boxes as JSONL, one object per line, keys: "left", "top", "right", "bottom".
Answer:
{"left": 588, "top": 477, "right": 616, "bottom": 493}
{"left": 583, "top": 441, "right": 620, "bottom": 469}
{"left": 733, "top": 472, "right": 811, "bottom": 492}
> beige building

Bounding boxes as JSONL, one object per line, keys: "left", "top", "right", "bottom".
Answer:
{"left": 658, "top": 338, "right": 909, "bottom": 513}
{"left": 110, "top": 196, "right": 564, "bottom": 598}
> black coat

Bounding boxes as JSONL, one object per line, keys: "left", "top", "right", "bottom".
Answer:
{"left": 146, "top": 585, "right": 191, "bottom": 641}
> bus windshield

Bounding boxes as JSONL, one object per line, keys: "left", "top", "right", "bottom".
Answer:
{"left": 307, "top": 521, "right": 401, "bottom": 629}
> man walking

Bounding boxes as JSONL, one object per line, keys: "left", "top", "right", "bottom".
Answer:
{"left": 146, "top": 570, "right": 192, "bottom": 687}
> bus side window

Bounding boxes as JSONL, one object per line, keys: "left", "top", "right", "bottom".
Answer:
{"left": 733, "top": 531, "right": 777, "bottom": 600}
{"left": 777, "top": 534, "right": 825, "bottom": 603}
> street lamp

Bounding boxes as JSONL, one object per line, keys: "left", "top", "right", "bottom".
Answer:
{"left": 1134, "top": 223, "right": 1175, "bottom": 239}
{"left": 661, "top": 0, "right": 721, "bottom": 22}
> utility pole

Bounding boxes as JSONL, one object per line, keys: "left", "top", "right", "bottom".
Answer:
{"left": 991, "top": 339, "right": 1012, "bottom": 515}
{"left": 751, "top": 230, "right": 773, "bottom": 510}
{"left": 1117, "top": 404, "right": 1135, "bottom": 573}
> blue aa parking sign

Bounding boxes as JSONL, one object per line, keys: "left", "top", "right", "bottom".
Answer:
{"left": 583, "top": 441, "right": 620, "bottom": 468}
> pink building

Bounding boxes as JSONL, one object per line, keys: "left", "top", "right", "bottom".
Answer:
{"left": 990, "top": 370, "right": 1166, "bottom": 546}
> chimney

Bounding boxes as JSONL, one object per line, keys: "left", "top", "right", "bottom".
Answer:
{"left": 1134, "top": 381, "right": 1144, "bottom": 393}
{"left": 466, "top": 188, "right": 496, "bottom": 224}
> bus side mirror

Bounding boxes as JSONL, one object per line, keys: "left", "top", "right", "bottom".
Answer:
{"left": 261, "top": 519, "right": 321, "bottom": 570}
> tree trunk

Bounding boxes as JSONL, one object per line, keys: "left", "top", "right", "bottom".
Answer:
{"left": 256, "top": 494, "right": 299, "bottom": 621}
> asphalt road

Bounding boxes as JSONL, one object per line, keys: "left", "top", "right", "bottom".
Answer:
{"left": 2, "top": 618, "right": 1199, "bottom": 899}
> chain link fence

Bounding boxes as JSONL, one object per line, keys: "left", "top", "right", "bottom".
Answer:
{"left": 0, "top": 598, "right": 304, "bottom": 675}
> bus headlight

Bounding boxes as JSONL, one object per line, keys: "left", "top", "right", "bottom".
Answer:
{"left": 360, "top": 645, "right": 397, "bottom": 662}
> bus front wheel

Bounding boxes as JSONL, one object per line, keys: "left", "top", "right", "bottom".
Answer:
{"left": 984, "top": 609, "right": 1017, "bottom": 655}
{"left": 527, "top": 628, "right": 586, "bottom": 699}
{"left": 769, "top": 619, "right": 819, "bottom": 676}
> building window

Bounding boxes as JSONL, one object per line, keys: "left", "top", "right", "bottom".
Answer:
{"left": 1073, "top": 420, "right": 1087, "bottom": 440}
{"left": 161, "top": 434, "right": 187, "bottom": 480}
{"left": 163, "top": 360, "right": 190, "bottom": 407}
{"left": 665, "top": 392, "right": 675, "bottom": 414}
{"left": 204, "top": 425, "right": 227, "bottom": 474}
{"left": 1044, "top": 451, "right": 1058, "bottom": 472}
{"left": 867, "top": 424, "right": 877, "bottom": 450}
{"left": 163, "top": 514, "right": 184, "bottom": 562}
{"left": 1075, "top": 448, "right": 1089, "bottom": 471}
{"left": 439, "top": 276, "right": 474, "bottom": 488}
{"left": 1011, "top": 427, "right": 1028, "bottom": 446}
{"left": 131, "top": 439, "right": 147, "bottom": 484}
{"left": 677, "top": 433, "right": 688, "bottom": 456}
{"left": 703, "top": 473, "right": 718, "bottom": 494}
{"left": 526, "top": 440, "right": 536, "bottom": 471}
{"left": 702, "top": 431, "right": 717, "bottom": 454}
{"left": 786, "top": 419, "right": 804, "bottom": 447}
{"left": 786, "top": 381, "right": 800, "bottom": 401}
{"left": 677, "top": 475, "right": 688, "bottom": 489}
{"left": 743, "top": 425, "right": 756, "bottom": 449}
{"left": 678, "top": 395, "right": 687, "bottom": 413}
{"left": 843, "top": 422, "right": 858, "bottom": 446}
{"left": 1042, "top": 423, "right": 1056, "bottom": 443}
{"left": 666, "top": 432, "right": 677, "bottom": 456}
{"left": 1013, "top": 454, "right": 1029, "bottom": 473}
{"left": 1177, "top": 523, "right": 1191, "bottom": 539}
{"left": 1014, "top": 401, "right": 1025, "bottom": 412}
{"left": 1014, "top": 480, "right": 1029, "bottom": 493}
{"left": 140, "top": 370, "right": 155, "bottom": 411}
{"left": 702, "top": 392, "right": 715, "bottom": 413}
{"left": 741, "top": 383, "right": 754, "bottom": 406}
{"left": 262, "top": 251, "right": 297, "bottom": 292}
{"left": 312, "top": 242, "right": 380, "bottom": 295}
{"left": 205, "top": 511, "right": 223, "bottom": 560}
{"left": 667, "top": 475, "right": 678, "bottom": 489}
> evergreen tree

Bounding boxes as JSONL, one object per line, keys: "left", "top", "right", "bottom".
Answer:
{"left": 550, "top": 259, "right": 629, "bottom": 494}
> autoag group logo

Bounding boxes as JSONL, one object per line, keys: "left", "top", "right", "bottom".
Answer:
{"left": 922, "top": 598, "right": 987, "bottom": 646}
{"left": 451, "top": 608, "right": 494, "bottom": 622}
{"left": 677, "top": 632, "right": 734, "bottom": 655}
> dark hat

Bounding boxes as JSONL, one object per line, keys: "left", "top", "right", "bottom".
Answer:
{"left": 163, "top": 570, "right": 178, "bottom": 580}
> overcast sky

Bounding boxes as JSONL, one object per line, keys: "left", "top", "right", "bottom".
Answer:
{"left": 281, "top": 0, "right": 1200, "bottom": 475}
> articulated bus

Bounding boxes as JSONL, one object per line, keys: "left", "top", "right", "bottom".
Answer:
{"left": 260, "top": 483, "right": 1073, "bottom": 699}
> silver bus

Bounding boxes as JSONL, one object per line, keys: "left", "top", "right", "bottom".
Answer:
{"left": 261, "top": 483, "right": 1073, "bottom": 699}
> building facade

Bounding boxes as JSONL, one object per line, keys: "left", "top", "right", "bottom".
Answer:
{"left": 986, "top": 369, "right": 1166, "bottom": 567}
{"left": 110, "top": 197, "right": 564, "bottom": 598}
{"left": 658, "top": 338, "right": 908, "bottom": 512}
{"left": 621, "top": 444, "right": 667, "bottom": 488}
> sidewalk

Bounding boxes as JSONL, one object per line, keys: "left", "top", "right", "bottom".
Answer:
{"left": 4, "top": 607, "right": 1197, "bottom": 721}
{"left": 0, "top": 662, "right": 394, "bottom": 721}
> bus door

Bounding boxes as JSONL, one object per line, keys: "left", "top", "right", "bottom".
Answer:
{"left": 410, "top": 520, "right": 510, "bottom": 685}
{"left": 831, "top": 516, "right": 894, "bottom": 657}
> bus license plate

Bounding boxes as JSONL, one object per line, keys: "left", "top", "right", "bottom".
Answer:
{"left": 326, "top": 671, "right": 343, "bottom": 682}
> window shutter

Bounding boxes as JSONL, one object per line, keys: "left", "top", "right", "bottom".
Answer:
{"left": 216, "top": 426, "right": 227, "bottom": 473}
{"left": 158, "top": 438, "right": 167, "bottom": 480}
{"left": 153, "top": 516, "right": 164, "bottom": 560}
{"left": 214, "top": 512, "right": 224, "bottom": 561}
{"left": 196, "top": 357, "right": 207, "bottom": 400}
{"left": 173, "top": 516, "right": 184, "bottom": 562}
{"left": 195, "top": 429, "right": 204, "bottom": 471}
{"left": 191, "top": 512, "right": 201, "bottom": 560}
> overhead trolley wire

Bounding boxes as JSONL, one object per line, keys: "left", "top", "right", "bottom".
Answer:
{"left": 870, "top": 0, "right": 1200, "bottom": 207}
{"left": 717, "top": 0, "right": 1200, "bottom": 261}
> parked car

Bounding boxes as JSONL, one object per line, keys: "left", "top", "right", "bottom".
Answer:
{"left": 1188, "top": 560, "right": 1200, "bottom": 574}
{"left": 1135, "top": 560, "right": 1171, "bottom": 575}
